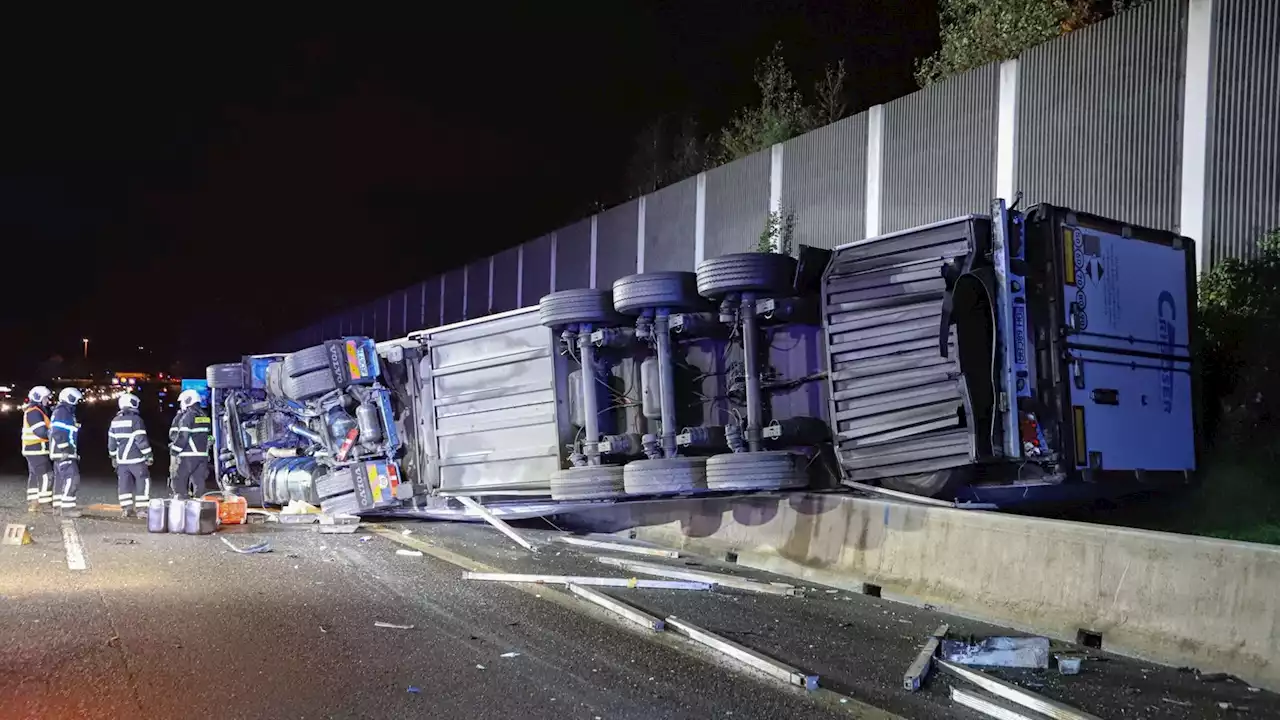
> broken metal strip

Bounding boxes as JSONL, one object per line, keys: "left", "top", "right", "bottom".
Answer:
{"left": 455, "top": 496, "right": 538, "bottom": 552}
{"left": 556, "top": 536, "right": 679, "bottom": 558}
{"left": 463, "top": 572, "right": 710, "bottom": 591}
{"left": 845, "top": 481, "right": 999, "bottom": 510}
{"left": 596, "top": 556, "right": 798, "bottom": 596}
{"left": 903, "top": 624, "right": 949, "bottom": 691}
{"left": 665, "top": 615, "right": 818, "bottom": 691}
{"left": 567, "top": 584, "right": 665, "bottom": 631}
{"left": 939, "top": 660, "right": 1101, "bottom": 720}
{"left": 951, "top": 686, "right": 1042, "bottom": 720}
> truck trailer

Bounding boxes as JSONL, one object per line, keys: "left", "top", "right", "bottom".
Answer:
{"left": 207, "top": 200, "right": 1197, "bottom": 514}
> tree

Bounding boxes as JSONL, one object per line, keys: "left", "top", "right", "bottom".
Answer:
{"left": 717, "top": 43, "right": 815, "bottom": 163}
{"left": 623, "top": 115, "right": 709, "bottom": 199}
{"left": 914, "top": 0, "right": 1150, "bottom": 87}
{"left": 813, "top": 60, "right": 848, "bottom": 127}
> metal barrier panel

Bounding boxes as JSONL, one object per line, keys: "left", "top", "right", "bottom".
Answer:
{"left": 596, "top": 200, "right": 638, "bottom": 288}
{"left": 1206, "top": 0, "right": 1280, "bottom": 264}
{"left": 705, "top": 148, "right": 769, "bottom": 259}
{"left": 423, "top": 308, "right": 570, "bottom": 494}
{"left": 555, "top": 218, "right": 593, "bottom": 290}
{"left": 783, "top": 112, "right": 869, "bottom": 249}
{"left": 466, "top": 259, "right": 490, "bottom": 319}
{"left": 522, "top": 234, "right": 553, "bottom": 306}
{"left": 1017, "top": 0, "right": 1184, "bottom": 232}
{"left": 491, "top": 247, "right": 520, "bottom": 313}
{"left": 881, "top": 63, "right": 998, "bottom": 233}
{"left": 644, "top": 176, "right": 697, "bottom": 271}
{"left": 442, "top": 268, "right": 465, "bottom": 325}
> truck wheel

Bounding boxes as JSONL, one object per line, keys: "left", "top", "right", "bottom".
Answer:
{"left": 622, "top": 456, "right": 708, "bottom": 495}
{"left": 538, "top": 289, "right": 621, "bottom": 328}
{"left": 283, "top": 368, "right": 337, "bottom": 402}
{"left": 550, "top": 465, "right": 625, "bottom": 500}
{"left": 695, "top": 252, "right": 797, "bottom": 300}
{"left": 283, "top": 344, "right": 330, "bottom": 379}
{"left": 612, "top": 272, "right": 707, "bottom": 315}
{"left": 705, "top": 451, "right": 807, "bottom": 491}
{"left": 206, "top": 363, "right": 245, "bottom": 389}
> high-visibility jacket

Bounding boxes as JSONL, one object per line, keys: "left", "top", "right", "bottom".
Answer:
{"left": 49, "top": 402, "right": 80, "bottom": 461}
{"left": 169, "top": 407, "right": 211, "bottom": 458}
{"left": 21, "top": 403, "right": 50, "bottom": 456}
{"left": 108, "top": 409, "right": 153, "bottom": 465}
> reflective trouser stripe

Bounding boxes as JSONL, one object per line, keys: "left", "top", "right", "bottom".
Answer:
{"left": 119, "top": 493, "right": 133, "bottom": 507}
{"left": 25, "top": 488, "right": 37, "bottom": 499}
{"left": 60, "top": 497, "right": 77, "bottom": 508}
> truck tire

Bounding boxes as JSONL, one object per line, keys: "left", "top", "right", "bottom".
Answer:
{"left": 283, "top": 368, "right": 337, "bottom": 402}
{"left": 695, "top": 252, "right": 797, "bottom": 299}
{"left": 550, "top": 465, "right": 625, "bottom": 500}
{"left": 538, "top": 289, "right": 620, "bottom": 328}
{"left": 612, "top": 272, "right": 706, "bottom": 315}
{"left": 283, "top": 344, "right": 330, "bottom": 379}
{"left": 705, "top": 451, "right": 808, "bottom": 491}
{"left": 622, "top": 456, "right": 707, "bottom": 496}
{"left": 207, "top": 363, "right": 245, "bottom": 389}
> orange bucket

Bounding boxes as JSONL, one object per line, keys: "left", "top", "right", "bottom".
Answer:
{"left": 202, "top": 493, "right": 248, "bottom": 526}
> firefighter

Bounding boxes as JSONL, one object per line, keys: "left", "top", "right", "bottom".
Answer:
{"left": 20, "top": 385, "right": 54, "bottom": 512}
{"left": 169, "top": 389, "right": 211, "bottom": 499}
{"left": 107, "top": 392, "right": 153, "bottom": 518}
{"left": 49, "top": 387, "right": 84, "bottom": 517}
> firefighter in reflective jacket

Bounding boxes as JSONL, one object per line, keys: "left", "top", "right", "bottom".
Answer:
{"left": 21, "top": 385, "right": 54, "bottom": 512}
{"left": 107, "top": 392, "right": 153, "bottom": 518}
{"left": 169, "top": 389, "right": 211, "bottom": 498}
{"left": 49, "top": 388, "right": 84, "bottom": 517}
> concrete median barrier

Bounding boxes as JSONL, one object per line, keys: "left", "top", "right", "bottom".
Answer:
{"left": 558, "top": 492, "right": 1280, "bottom": 692}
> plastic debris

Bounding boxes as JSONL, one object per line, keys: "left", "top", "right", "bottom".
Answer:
{"left": 500, "top": 652, "right": 521, "bottom": 658}
{"left": 401, "top": 529, "right": 412, "bottom": 535}
{"left": 395, "top": 549, "right": 424, "bottom": 557}
{"left": 374, "top": 621, "right": 415, "bottom": 630}
{"left": 358, "top": 536, "right": 372, "bottom": 543}
{"left": 219, "top": 536, "right": 272, "bottom": 555}
{"left": 476, "top": 664, "right": 485, "bottom": 670}
{"left": 1162, "top": 698, "right": 1193, "bottom": 707}
{"left": 1056, "top": 654, "right": 1083, "bottom": 675}
{"left": 407, "top": 686, "right": 420, "bottom": 694}
{"left": 942, "top": 636, "right": 1050, "bottom": 669}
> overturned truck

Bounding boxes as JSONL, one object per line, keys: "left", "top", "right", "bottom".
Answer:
{"left": 208, "top": 200, "right": 1197, "bottom": 514}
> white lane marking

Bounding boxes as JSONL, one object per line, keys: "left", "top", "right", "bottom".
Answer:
{"left": 61, "top": 520, "right": 87, "bottom": 571}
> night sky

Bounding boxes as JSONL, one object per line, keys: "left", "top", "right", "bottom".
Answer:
{"left": 0, "top": 2, "right": 936, "bottom": 382}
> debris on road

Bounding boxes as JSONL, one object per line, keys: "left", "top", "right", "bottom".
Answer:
{"left": 500, "top": 652, "right": 521, "bottom": 658}
{"left": 951, "top": 685, "right": 1042, "bottom": 720}
{"left": 556, "top": 535, "right": 679, "bottom": 558}
{"left": 941, "top": 636, "right": 1050, "bottom": 669}
{"left": 456, "top": 496, "right": 537, "bottom": 552}
{"left": 903, "top": 624, "right": 949, "bottom": 691}
{"left": 3, "top": 523, "right": 33, "bottom": 546}
{"left": 395, "top": 549, "right": 424, "bottom": 557}
{"left": 104, "top": 537, "right": 137, "bottom": 545}
{"left": 317, "top": 513, "right": 360, "bottom": 534}
{"left": 1056, "top": 653, "right": 1084, "bottom": 675}
{"left": 568, "top": 584, "right": 666, "bottom": 632}
{"left": 665, "top": 615, "right": 819, "bottom": 691}
{"left": 407, "top": 686, "right": 421, "bottom": 694}
{"left": 463, "top": 571, "right": 710, "bottom": 591}
{"left": 373, "top": 621, "right": 415, "bottom": 630}
{"left": 939, "top": 660, "right": 1100, "bottom": 720}
{"left": 219, "top": 536, "right": 273, "bottom": 555}
{"left": 596, "top": 556, "right": 798, "bottom": 596}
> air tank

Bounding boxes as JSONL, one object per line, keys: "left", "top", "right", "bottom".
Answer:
{"left": 356, "top": 403, "right": 383, "bottom": 444}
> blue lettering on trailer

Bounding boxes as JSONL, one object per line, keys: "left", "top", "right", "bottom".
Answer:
{"left": 1158, "top": 290, "right": 1177, "bottom": 413}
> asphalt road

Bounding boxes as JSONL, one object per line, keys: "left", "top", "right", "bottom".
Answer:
{"left": 1, "top": 472, "right": 1274, "bottom": 719}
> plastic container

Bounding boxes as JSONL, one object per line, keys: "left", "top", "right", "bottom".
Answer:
{"left": 203, "top": 493, "right": 247, "bottom": 526}
{"left": 184, "top": 500, "right": 218, "bottom": 535}
{"left": 167, "top": 498, "right": 187, "bottom": 534}
{"left": 147, "top": 499, "right": 168, "bottom": 533}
